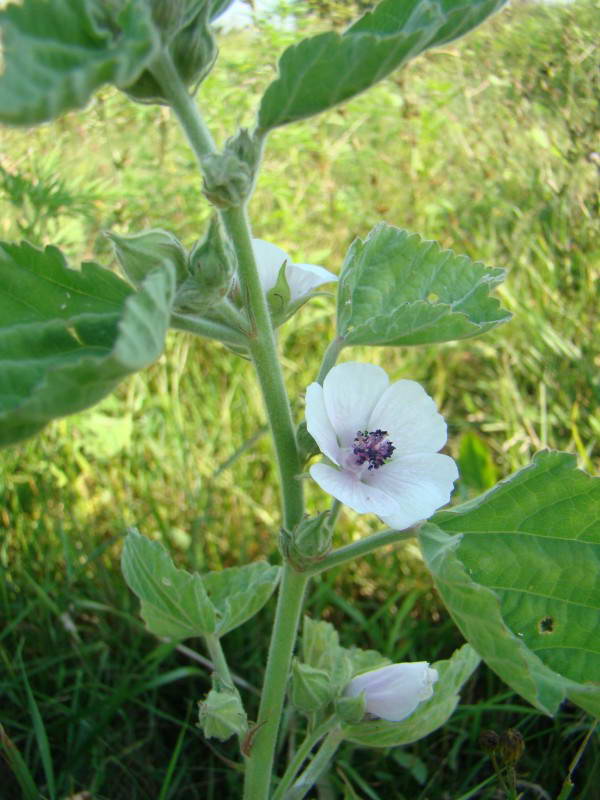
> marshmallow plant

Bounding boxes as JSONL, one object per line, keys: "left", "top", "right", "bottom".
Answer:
{"left": 0, "top": 1, "right": 598, "bottom": 798}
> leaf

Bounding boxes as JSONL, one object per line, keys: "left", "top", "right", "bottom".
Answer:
{"left": 198, "top": 683, "right": 247, "bottom": 742}
{"left": 122, "top": 531, "right": 280, "bottom": 640}
{"left": 337, "top": 224, "right": 511, "bottom": 347}
{"left": 0, "top": 241, "right": 175, "bottom": 447}
{"left": 258, "top": 0, "right": 506, "bottom": 131}
{"left": 420, "top": 451, "right": 600, "bottom": 717}
{"left": 0, "top": 0, "right": 159, "bottom": 126}
{"left": 342, "top": 644, "right": 479, "bottom": 746}
{"left": 203, "top": 562, "right": 281, "bottom": 636}
{"left": 122, "top": 529, "right": 218, "bottom": 638}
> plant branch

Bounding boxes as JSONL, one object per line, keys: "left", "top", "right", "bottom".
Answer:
{"left": 307, "top": 526, "right": 419, "bottom": 576}
{"left": 272, "top": 716, "right": 338, "bottom": 800}
{"left": 285, "top": 726, "right": 344, "bottom": 800}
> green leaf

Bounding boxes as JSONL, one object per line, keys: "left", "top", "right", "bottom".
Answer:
{"left": 122, "top": 529, "right": 218, "bottom": 638}
{"left": 343, "top": 644, "right": 479, "bottom": 746}
{"left": 0, "top": 241, "right": 175, "bottom": 447}
{"left": 0, "top": 0, "right": 159, "bottom": 126}
{"left": 258, "top": 0, "right": 506, "bottom": 131}
{"left": 337, "top": 224, "right": 511, "bottom": 347}
{"left": 420, "top": 451, "right": 600, "bottom": 717}
{"left": 203, "top": 562, "right": 280, "bottom": 636}
{"left": 122, "top": 532, "right": 280, "bottom": 640}
{"left": 290, "top": 659, "right": 333, "bottom": 713}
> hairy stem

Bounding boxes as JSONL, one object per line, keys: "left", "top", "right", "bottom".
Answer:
{"left": 286, "top": 726, "right": 344, "bottom": 800}
{"left": 243, "top": 565, "right": 310, "bottom": 800}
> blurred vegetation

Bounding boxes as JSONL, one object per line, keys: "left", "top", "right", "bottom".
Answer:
{"left": 1, "top": 0, "right": 599, "bottom": 797}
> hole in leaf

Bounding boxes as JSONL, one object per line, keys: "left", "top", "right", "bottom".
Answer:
{"left": 538, "top": 616, "right": 554, "bottom": 634}
{"left": 427, "top": 292, "right": 440, "bottom": 303}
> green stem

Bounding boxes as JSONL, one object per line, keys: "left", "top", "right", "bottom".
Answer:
{"left": 149, "top": 50, "right": 216, "bottom": 162}
{"left": 272, "top": 717, "right": 338, "bottom": 800}
{"left": 308, "top": 526, "right": 418, "bottom": 576}
{"left": 204, "top": 634, "right": 235, "bottom": 689}
{"left": 286, "top": 726, "right": 344, "bottom": 800}
{"left": 316, "top": 336, "right": 345, "bottom": 384}
{"left": 222, "top": 205, "right": 304, "bottom": 530}
{"left": 170, "top": 311, "right": 248, "bottom": 347}
{"left": 326, "top": 499, "right": 343, "bottom": 534}
{"left": 243, "top": 565, "right": 310, "bottom": 800}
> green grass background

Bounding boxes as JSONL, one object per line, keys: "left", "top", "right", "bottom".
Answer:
{"left": 1, "top": 1, "right": 599, "bottom": 797}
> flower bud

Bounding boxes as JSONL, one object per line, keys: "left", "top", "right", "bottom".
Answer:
{"left": 280, "top": 511, "right": 332, "bottom": 570}
{"left": 344, "top": 662, "right": 438, "bottom": 723}
{"left": 107, "top": 228, "right": 188, "bottom": 288}
{"left": 198, "top": 684, "right": 247, "bottom": 742}
{"left": 479, "top": 729, "right": 500, "bottom": 755}
{"left": 123, "top": 5, "right": 216, "bottom": 104}
{"left": 201, "top": 151, "right": 253, "bottom": 209}
{"left": 175, "top": 216, "right": 236, "bottom": 314}
{"left": 498, "top": 729, "right": 525, "bottom": 765}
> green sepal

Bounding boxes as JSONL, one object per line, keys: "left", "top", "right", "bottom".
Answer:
{"left": 198, "top": 681, "right": 248, "bottom": 742}
{"left": 144, "top": 0, "right": 206, "bottom": 42}
{"left": 290, "top": 659, "right": 333, "bottom": 714}
{"left": 420, "top": 451, "right": 600, "bottom": 717}
{"left": 123, "top": 3, "right": 216, "bottom": 104}
{"left": 342, "top": 644, "right": 480, "bottom": 747}
{"left": 296, "top": 421, "right": 321, "bottom": 464}
{"left": 334, "top": 692, "right": 367, "bottom": 725}
{"left": 107, "top": 228, "right": 188, "bottom": 288}
{"left": 266, "top": 262, "right": 292, "bottom": 324}
{"left": 337, "top": 223, "right": 511, "bottom": 347}
{"left": 0, "top": 242, "right": 175, "bottom": 447}
{"left": 0, "top": 0, "right": 160, "bottom": 126}
{"left": 301, "top": 617, "right": 391, "bottom": 703}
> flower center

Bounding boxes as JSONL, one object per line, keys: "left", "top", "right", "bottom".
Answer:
{"left": 352, "top": 429, "right": 395, "bottom": 471}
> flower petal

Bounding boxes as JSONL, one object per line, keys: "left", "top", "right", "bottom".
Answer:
{"left": 251, "top": 239, "right": 289, "bottom": 293}
{"left": 346, "top": 662, "right": 438, "bottom": 722}
{"left": 323, "top": 362, "right": 389, "bottom": 448}
{"left": 305, "top": 383, "right": 341, "bottom": 465}
{"left": 368, "top": 379, "right": 448, "bottom": 455}
{"left": 285, "top": 262, "right": 337, "bottom": 302}
{"left": 309, "top": 463, "right": 400, "bottom": 516}
{"left": 365, "top": 453, "right": 458, "bottom": 530}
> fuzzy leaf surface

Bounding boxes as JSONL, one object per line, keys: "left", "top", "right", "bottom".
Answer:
{"left": 420, "top": 451, "right": 600, "bottom": 716}
{"left": 122, "top": 531, "right": 280, "bottom": 639}
{"left": 122, "top": 530, "right": 217, "bottom": 638}
{"left": 0, "top": 0, "right": 159, "bottom": 126}
{"left": 343, "top": 644, "right": 479, "bottom": 746}
{"left": 202, "top": 562, "right": 281, "bottom": 636}
{"left": 0, "top": 241, "right": 174, "bottom": 446}
{"left": 258, "top": 0, "right": 506, "bottom": 131}
{"left": 337, "top": 224, "right": 510, "bottom": 346}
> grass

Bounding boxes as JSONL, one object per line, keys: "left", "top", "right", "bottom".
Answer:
{"left": 1, "top": 1, "right": 599, "bottom": 797}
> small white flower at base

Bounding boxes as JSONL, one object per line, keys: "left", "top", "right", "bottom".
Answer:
{"left": 305, "top": 362, "right": 459, "bottom": 530}
{"left": 251, "top": 239, "right": 337, "bottom": 303}
{"left": 345, "top": 662, "right": 439, "bottom": 722}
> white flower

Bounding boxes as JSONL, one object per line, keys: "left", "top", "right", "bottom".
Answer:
{"left": 305, "top": 362, "right": 458, "bottom": 530}
{"left": 345, "top": 662, "right": 439, "bottom": 722}
{"left": 252, "top": 239, "right": 337, "bottom": 303}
